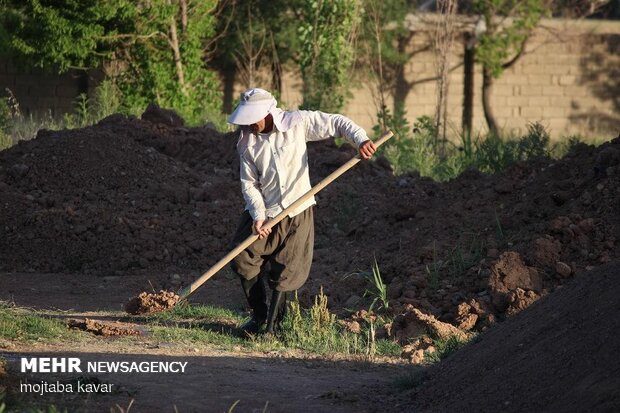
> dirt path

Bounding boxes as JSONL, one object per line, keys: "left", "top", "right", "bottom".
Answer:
{"left": 0, "top": 272, "right": 410, "bottom": 412}
{"left": 2, "top": 346, "right": 409, "bottom": 413}
{"left": 0, "top": 271, "right": 244, "bottom": 312}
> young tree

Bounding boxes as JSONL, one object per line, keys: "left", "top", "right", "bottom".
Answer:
{"left": 472, "top": 0, "right": 551, "bottom": 135}
{"left": 296, "top": 0, "right": 362, "bottom": 112}
{"left": 0, "top": 0, "right": 222, "bottom": 124}
{"left": 361, "top": 0, "right": 413, "bottom": 129}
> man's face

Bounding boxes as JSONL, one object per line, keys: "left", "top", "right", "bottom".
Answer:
{"left": 249, "top": 114, "right": 273, "bottom": 134}
{"left": 249, "top": 116, "right": 266, "bottom": 134}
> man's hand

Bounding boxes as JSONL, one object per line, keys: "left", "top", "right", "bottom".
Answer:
{"left": 254, "top": 219, "right": 272, "bottom": 239}
{"left": 359, "top": 140, "right": 377, "bottom": 160}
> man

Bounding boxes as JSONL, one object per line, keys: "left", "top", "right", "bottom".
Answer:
{"left": 228, "top": 88, "right": 376, "bottom": 334}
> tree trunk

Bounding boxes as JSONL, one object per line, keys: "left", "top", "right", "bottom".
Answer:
{"left": 394, "top": 35, "right": 410, "bottom": 112}
{"left": 482, "top": 66, "right": 498, "bottom": 135}
{"left": 168, "top": 1, "right": 187, "bottom": 96}
{"left": 222, "top": 66, "right": 236, "bottom": 114}
{"left": 462, "top": 33, "right": 474, "bottom": 137}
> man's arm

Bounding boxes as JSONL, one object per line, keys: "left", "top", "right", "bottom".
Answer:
{"left": 239, "top": 152, "right": 272, "bottom": 239}
{"left": 302, "top": 111, "right": 376, "bottom": 159}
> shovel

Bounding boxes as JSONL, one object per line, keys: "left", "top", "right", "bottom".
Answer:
{"left": 178, "top": 130, "right": 394, "bottom": 300}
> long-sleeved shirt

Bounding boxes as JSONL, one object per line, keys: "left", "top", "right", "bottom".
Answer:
{"left": 236, "top": 110, "right": 370, "bottom": 221}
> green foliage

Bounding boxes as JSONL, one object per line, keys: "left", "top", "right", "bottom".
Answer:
{"left": 0, "top": 304, "right": 71, "bottom": 341}
{"left": 297, "top": 0, "right": 361, "bottom": 112}
{"left": 0, "top": 97, "right": 10, "bottom": 151}
{"left": 113, "top": 0, "right": 222, "bottom": 125}
{"left": 425, "top": 335, "right": 473, "bottom": 363}
{"left": 359, "top": 0, "right": 412, "bottom": 91}
{"left": 476, "top": 122, "right": 550, "bottom": 173}
{"left": 363, "top": 260, "right": 389, "bottom": 313}
{"left": 474, "top": 0, "right": 550, "bottom": 78}
{"left": 279, "top": 289, "right": 398, "bottom": 356}
{"left": 0, "top": 0, "right": 122, "bottom": 72}
{"left": 373, "top": 101, "right": 566, "bottom": 181}
{"left": 0, "top": 0, "right": 223, "bottom": 125}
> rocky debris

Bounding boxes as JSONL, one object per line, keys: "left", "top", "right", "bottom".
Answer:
{"left": 505, "top": 288, "right": 541, "bottom": 316}
{"left": 454, "top": 302, "right": 479, "bottom": 331}
{"left": 488, "top": 252, "right": 542, "bottom": 312}
{"left": 67, "top": 318, "right": 143, "bottom": 336}
{"left": 555, "top": 261, "right": 572, "bottom": 277}
{"left": 125, "top": 290, "right": 180, "bottom": 315}
{"left": 391, "top": 305, "right": 468, "bottom": 345}
{"left": 402, "top": 262, "right": 620, "bottom": 413}
{"left": 338, "top": 319, "right": 362, "bottom": 334}
{"left": 401, "top": 336, "right": 436, "bottom": 364}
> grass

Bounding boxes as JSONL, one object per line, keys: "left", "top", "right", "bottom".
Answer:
{"left": 0, "top": 291, "right": 403, "bottom": 359}
{"left": 277, "top": 289, "right": 400, "bottom": 357}
{"left": 145, "top": 301, "right": 242, "bottom": 323}
{"left": 373, "top": 107, "right": 606, "bottom": 181}
{"left": 0, "top": 303, "right": 74, "bottom": 342}
{"left": 425, "top": 334, "right": 475, "bottom": 364}
{"left": 363, "top": 259, "right": 389, "bottom": 313}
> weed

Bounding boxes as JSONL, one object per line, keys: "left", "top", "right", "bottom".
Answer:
{"left": 363, "top": 259, "right": 389, "bottom": 313}
{"left": 425, "top": 335, "right": 474, "bottom": 363}
{"left": 278, "top": 289, "right": 398, "bottom": 357}
{"left": 424, "top": 242, "right": 441, "bottom": 292}
{"left": 446, "top": 235, "right": 484, "bottom": 279}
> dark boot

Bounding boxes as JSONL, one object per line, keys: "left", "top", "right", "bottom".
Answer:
{"left": 239, "top": 276, "right": 268, "bottom": 334}
{"left": 266, "top": 290, "right": 287, "bottom": 334}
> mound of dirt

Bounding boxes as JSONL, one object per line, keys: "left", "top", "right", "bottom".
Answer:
{"left": 0, "top": 106, "right": 618, "bottom": 345}
{"left": 125, "top": 290, "right": 180, "bottom": 315}
{"left": 67, "top": 318, "right": 143, "bottom": 336}
{"left": 398, "top": 262, "right": 620, "bottom": 412}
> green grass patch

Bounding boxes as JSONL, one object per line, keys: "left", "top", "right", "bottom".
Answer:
{"left": 150, "top": 325, "right": 248, "bottom": 348}
{"left": 0, "top": 304, "right": 72, "bottom": 342}
{"left": 146, "top": 294, "right": 402, "bottom": 358}
{"left": 145, "top": 301, "right": 243, "bottom": 324}
{"left": 278, "top": 289, "right": 399, "bottom": 357}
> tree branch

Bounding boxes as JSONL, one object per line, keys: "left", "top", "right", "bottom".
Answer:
{"left": 502, "top": 35, "right": 529, "bottom": 69}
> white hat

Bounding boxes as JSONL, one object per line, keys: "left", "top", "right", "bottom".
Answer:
{"left": 228, "top": 88, "right": 277, "bottom": 125}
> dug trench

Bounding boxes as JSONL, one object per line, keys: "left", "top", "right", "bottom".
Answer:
{"left": 0, "top": 105, "right": 618, "bottom": 410}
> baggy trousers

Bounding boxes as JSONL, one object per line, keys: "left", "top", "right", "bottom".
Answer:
{"left": 230, "top": 207, "right": 314, "bottom": 292}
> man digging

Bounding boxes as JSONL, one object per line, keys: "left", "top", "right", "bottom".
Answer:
{"left": 227, "top": 88, "right": 376, "bottom": 335}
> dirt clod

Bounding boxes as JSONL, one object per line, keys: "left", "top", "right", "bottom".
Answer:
{"left": 125, "top": 290, "right": 180, "bottom": 315}
{"left": 67, "top": 318, "right": 143, "bottom": 336}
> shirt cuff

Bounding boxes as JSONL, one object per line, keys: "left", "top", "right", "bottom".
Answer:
{"left": 249, "top": 208, "right": 266, "bottom": 221}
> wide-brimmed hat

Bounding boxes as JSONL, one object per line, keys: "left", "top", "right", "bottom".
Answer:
{"left": 228, "top": 88, "right": 277, "bottom": 125}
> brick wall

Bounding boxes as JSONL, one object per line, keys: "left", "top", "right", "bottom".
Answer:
{"left": 276, "top": 17, "right": 620, "bottom": 139}
{"left": 2, "top": 17, "right": 618, "bottom": 139}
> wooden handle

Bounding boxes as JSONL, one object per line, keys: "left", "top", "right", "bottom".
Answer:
{"left": 178, "top": 130, "right": 394, "bottom": 299}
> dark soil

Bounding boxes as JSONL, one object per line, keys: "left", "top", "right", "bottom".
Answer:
{"left": 0, "top": 106, "right": 619, "bottom": 411}
{"left": 396, "top": 262, "right": 620, "bottom": 412}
